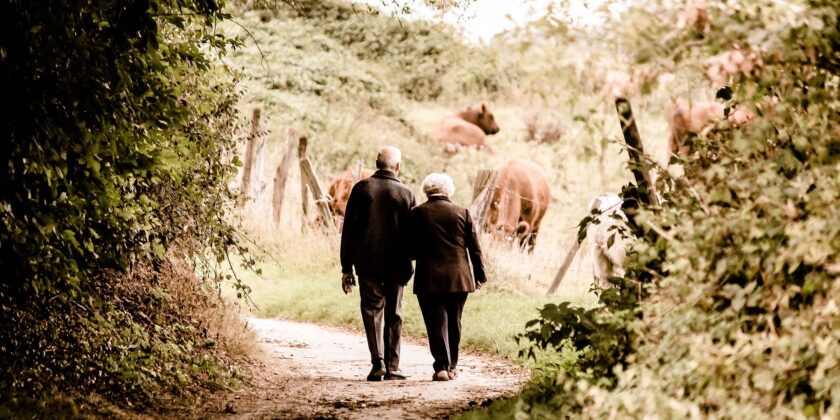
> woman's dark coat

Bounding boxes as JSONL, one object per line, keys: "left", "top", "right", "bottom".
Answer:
{"left": 409, "top": 195, "right": 486, "bottom": 294}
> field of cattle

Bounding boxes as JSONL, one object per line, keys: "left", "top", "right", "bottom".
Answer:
{"left": 221, "top": 0, "right": 729, "bottom": 358}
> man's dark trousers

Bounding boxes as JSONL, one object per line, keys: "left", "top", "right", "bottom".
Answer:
{"left": 359, "top": 276, "right": 404, "bottom": 371}
{"left": 416, "top": 292, "right": 468, "bottom": 372}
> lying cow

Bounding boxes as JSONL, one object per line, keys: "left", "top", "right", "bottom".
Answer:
{"left": 486, "top": 159, "right": 551, "bottom": 252}
{"left": 431, "top": 103, "right": 500, "bottom": 153}
{"left": 667, "top": 100, "right": 755, "bottom": 157}
{"left": 586, "top": 194, "right": 632, "bottom": 288}
{"left": 325, "top": 167, "right": 374, "bottom": 229}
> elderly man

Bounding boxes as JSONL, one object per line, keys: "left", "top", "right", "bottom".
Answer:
{"left": 410, "top": 173, "right": 486, "bottom": 382}
{"left": 340, "top": 146, "right": 416, "bottom": 381}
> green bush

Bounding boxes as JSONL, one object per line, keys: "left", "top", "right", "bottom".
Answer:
{"left": 505, "top": 0, "right": 840, "bottom": 417}
{"left": 0, "top": 0, "right": 250, "bottom": 411}
{"left": 239, "top": 0, "right": 514, "bottom": 102}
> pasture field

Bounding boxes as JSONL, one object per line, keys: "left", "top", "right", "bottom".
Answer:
{"left": 221, "top": 0, "right": 712, "bottom": 361}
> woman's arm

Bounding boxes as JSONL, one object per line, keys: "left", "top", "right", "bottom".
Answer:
{"left": 464, "top": 209, "right": 487, "bottom": 285}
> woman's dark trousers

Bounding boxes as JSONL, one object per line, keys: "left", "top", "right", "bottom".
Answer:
{"left": 417, "top": 292, "right": 468, "bottom": 372}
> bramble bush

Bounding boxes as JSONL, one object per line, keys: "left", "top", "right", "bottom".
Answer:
{"left": 491, "top": 0, "right": 840, "bottom": 417}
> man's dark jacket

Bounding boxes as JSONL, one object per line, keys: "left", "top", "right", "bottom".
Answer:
{"left": 409, "top": 195, "right": 487, "bottom": 294}
{"left": 340, "top": 169, "right": 416, "bottom": 284}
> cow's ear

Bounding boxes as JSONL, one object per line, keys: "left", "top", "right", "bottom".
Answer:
{"left": 481, "top": 103, "right": 487, "bottom": 114}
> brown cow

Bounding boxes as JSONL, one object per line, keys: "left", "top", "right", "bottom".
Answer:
{"left": 485, "top": 159, "right": 551, "bottom": 252}
{"left": 705, "top": 48, "right": 762, "bottom": 87}
{"left": 431, "top": 103, "right": 500, "bottom": 153}
{"left": 601, "top": 68, "right": 657, "bottom": 98}
{"left": 667, "top": 100, "right": 755, "bottom": 157}
{"left": 325, "top": 167, "right": 374, "bottom": 229}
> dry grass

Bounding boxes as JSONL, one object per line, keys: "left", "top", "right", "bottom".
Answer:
{"left": 158, "top": 253, "right": 260, "bottom": 362}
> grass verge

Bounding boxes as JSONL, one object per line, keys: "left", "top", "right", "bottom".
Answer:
{"left": 225, "top": 229, "right": 593, "bottom": 361}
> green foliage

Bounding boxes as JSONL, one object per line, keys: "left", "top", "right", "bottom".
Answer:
{"left": 238, "top": 0, "right": 514, "bottom": 102}
{"left": 0, "top": 0, "right": 250, "bottom": 411}
{"left": 2, "top": 263, "right": 245, "bottom": 410}
{"left": 1, "top": 0, "right": 240, "bottom": 298}
{"left": 505, "top": 0, "right": 840, "bottom": 417}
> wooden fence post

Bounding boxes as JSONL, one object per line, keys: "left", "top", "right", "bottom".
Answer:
{"left": 614, "top": 97, "right": 658, "bottom": 206}
{"left": 548, "top": 98, "right": 656, "bottom": 295}
{"left": 296, "top": 136, "right": 335, "bottom": 232}
{"left": 298, "top": 135, "right": 310, "bottom": 225}
{"left": 238, "top": 108, "right": 266, "bottom": 207}
{"left": 547, "top": 240, "right": 582, "bottom": 295}
{"left": 299, "top": 159, "right": 335, "bottom": 233}
{"left": 469, "top": 169, "right": 498, "bottom": 230}
{"left": 547, "top": 197, "right": 603, "bottom": 295}
{"left": 272, "top": 128, "right": 301, "bottom": 224}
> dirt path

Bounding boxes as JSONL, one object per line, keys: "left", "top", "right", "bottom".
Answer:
{"left": 196, "top": 318, "right": 529, "bottom": 419}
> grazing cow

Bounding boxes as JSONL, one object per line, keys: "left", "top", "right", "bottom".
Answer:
{"left": 431, "top": 103, "right": 500, "bottom": 153}
{"left": 325, "top": 167, "right": 374, "bottom": 229}
{"left": 485, "top": 159, "right": 551, "bottom": 252}
{"left": 667, "top": 100, "right": 755, "bottom": 157}
{"left": 587, "top": 194, "right": 632, "bottom": 288}
{"left": 602, "top": 68, "right": 657, "bottom": 98}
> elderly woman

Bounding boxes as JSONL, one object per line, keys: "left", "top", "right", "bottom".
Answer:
{"left": 410, "top": 173, "right": 487, "bottom": 382}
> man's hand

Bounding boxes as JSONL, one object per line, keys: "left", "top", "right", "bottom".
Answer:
{"left": 476, "top": 281, "right": 485, "bottom": 291}
{"left": 342, "top": 273, "right": 356, "bottom": 294}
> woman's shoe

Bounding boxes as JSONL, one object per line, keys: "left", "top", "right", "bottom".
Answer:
{"left": 432, "top": 370, "right": 450, "bottom": 381}
{"left": 385, "top": 370, "right": 408, "bottom": 380}
{"left": 366, "top": 360, "right": 386, "bottom": 381}
{"left": 448, "top": 369, "right": 457, "bottom": 380}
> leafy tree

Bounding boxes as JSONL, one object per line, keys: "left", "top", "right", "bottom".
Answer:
{"left": 0, "top": 0, "right": 249, "bottom": 409}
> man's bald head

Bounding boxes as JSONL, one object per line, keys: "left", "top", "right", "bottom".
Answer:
{"left": 376, "top": 146, "right": 402, "bottom": 172}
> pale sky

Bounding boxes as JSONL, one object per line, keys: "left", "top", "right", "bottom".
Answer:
{"left": 354, "top": 0, "right": 615, "bottom": 43}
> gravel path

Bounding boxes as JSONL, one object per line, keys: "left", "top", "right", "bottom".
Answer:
{"left": 195, "top": 318, "right": 529, "bottom": 419}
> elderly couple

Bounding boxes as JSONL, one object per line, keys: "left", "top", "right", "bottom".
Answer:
{"left": 340, "top": 146, "right": 487, "bottom": 382}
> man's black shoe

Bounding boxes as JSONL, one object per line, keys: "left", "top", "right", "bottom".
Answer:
{"left": 366, "top": 361, "right": 386, "bottom": 381}
{"left": 384, "top": 370, "right": 408, "bottom": 380}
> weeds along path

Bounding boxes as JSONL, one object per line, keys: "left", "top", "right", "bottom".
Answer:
{"left": 198, "top": 318, "right": 529, "bottom": 419}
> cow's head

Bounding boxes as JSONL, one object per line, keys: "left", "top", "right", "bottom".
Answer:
{"left": 324, "top": 175, "right": 353, "bottom": 230}
{"left": 461, "top": 103, "right": 500, "bottom": 135}
{"left": 489, "top": 220, "right": 532, "bottom": 253}
{"left": 486, "top": 198, "right": 531, "bottom": 248}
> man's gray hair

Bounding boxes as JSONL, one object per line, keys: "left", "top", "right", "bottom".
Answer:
{"left": 422, "top": 173, "right": 456, "bottom": 197}
{"left": 376, "top": 146, "right": 402, "bottom": 170}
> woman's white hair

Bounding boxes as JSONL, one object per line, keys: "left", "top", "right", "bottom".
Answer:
{"left": 421, "top": 173, "right": 456, "bottom": 197}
